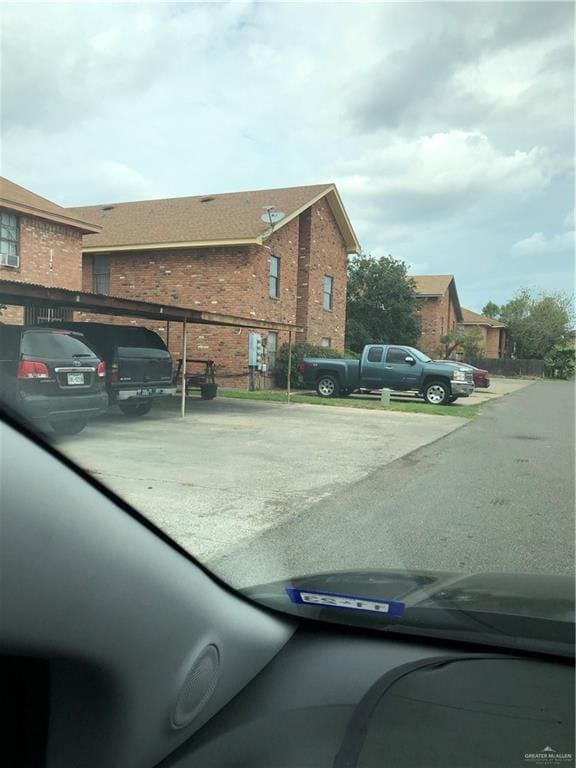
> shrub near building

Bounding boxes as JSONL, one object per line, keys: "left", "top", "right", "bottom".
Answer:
{"left": 274, "top": 342, "right": 344, "bottom": 389}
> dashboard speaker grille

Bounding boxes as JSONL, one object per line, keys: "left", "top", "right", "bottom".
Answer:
{"left": 171, "top": 644, "right": 220, "bottom": 729}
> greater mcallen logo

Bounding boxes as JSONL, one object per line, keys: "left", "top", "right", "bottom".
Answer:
{"left": 524, "top": 746, "right": 573, "bottom": 764}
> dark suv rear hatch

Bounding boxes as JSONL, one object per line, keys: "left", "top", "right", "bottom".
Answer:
{"left": 56, "top": 323, "right": 174, "bottom": 398}
{"left": 20, "top": 329, "right": 103, "bottom": 397}
{"left": 114, "top": 329, "right": 173, "bottom": 387}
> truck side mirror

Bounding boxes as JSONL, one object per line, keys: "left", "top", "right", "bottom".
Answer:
{"left": 405, "top": 356, "right": 415, "bottom": 365}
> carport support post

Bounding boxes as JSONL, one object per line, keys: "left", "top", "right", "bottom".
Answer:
{"left": 181, "top": 319, "right": 187, "bottom": 418}
{"left": 287, "top": 330, "right": 293, "bottom": 401}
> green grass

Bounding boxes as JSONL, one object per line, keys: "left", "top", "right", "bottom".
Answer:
{"left": 218, "top": 388, "right": 482, "bottom": 419}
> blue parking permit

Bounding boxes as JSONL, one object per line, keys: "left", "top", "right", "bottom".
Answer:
{"left": 285, "top": 588, "right": 405, "bottom": 617}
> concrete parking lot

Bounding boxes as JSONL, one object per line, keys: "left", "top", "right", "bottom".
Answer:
{"left": 57, "top": 398, "right": 466, "bottom": 562}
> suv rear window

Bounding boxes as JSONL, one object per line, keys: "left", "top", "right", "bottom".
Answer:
{"left": 21, "top": 331, "right": 96, "bottom": 358}
{"left": 112, "top": 328, "right": 166, "bottom": 350}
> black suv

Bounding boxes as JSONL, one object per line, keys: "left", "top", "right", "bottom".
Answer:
{"left": 0, "top": 325, "right": 108, "bottom": 434}
{"left": 58, "top": 323, "right": 176, "bottom": 417}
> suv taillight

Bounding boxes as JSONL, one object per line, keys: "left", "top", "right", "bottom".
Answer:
{"left": 297, "top": 362, "right": 306, "bottom": 374}
{"left": 97, "top": 361, "right": 106, "bottom": 378}
{"left": 17, "top": 361, "right": 49, "bottom": 379}
{"left": 109, "top": 363, "right": 119, "bottom": 383}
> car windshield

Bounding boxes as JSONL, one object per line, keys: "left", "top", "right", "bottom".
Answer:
{"left": 0, "top": 1, "right": 574, "bottom": 657}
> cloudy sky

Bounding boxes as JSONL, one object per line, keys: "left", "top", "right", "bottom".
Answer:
{"left": 1, "top": 1, "right": 574, "bottom": 311}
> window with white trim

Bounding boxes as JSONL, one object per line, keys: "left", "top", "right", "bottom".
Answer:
{"left": 0, "top": 211, "right": 19, "bottom": 267}
{"left": 323, "top": 275, "right": 333, "bottom": 310}
{"left": 267, "top": 332, "right": 278, "bottom": 370}
{"left": 92, "top": 255, "right": 111, "bottom": 295}
{"left": 320, "top": 337, "right": 331, "bottom": 348}
{"left": 269, "top": 255, "right": 280, "bottom": 298}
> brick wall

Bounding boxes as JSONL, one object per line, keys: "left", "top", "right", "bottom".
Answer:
{"left": 1, "top": 213, "right": 83, "bottom": 289}
{"left": 463, "top": 324, "right": 502, "bottom": 358}
{"left": 417, "top": 287, "right": 459, "bottom": 356}
{"left": 80, "top": 201, "right": 349, "bottom": 387}
{"left": 417, "top": 298, "right": 441, "bottom": 355}
{"left": 0, "top": 210, "right": 84, "bottom": 325}
{"left": 297, "top": 197, "right": 348, "bottom": 351}
{"left": 80, "top": 217, "right": 300, "bottom": 386}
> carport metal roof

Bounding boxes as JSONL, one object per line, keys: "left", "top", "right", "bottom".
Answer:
{"left": 0, "top": 278, "right": 301, "bottom": 416}
{"left": 0, "top": 279, "right": 303, "bottom": 332}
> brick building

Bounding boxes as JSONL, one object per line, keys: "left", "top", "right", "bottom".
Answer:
{"left": 71, "top": 184, "right": 359, "bottom": 386}
{"left": 411, "top": 275, "right": 463, "bottom": 356}
{"left": 461, "top": 307, "right": 506, "bottom": 358}
{"left": 0, "top": 177, "right": 100, "bottom": 324}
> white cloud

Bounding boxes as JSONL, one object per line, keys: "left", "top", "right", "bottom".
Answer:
{"left": 0, "top": 1, "right": 573, "bottom": 305}
{"left": 334, "top": 131, "right": 559, "bottom": 223}
{"left": 511, "top": 230, "right": 575, "bottom": 257}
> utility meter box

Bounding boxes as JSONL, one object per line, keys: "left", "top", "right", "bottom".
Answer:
{"left": 248, "top": 332, "right": 264, "bottom": 368}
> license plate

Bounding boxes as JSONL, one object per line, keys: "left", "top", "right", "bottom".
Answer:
{"left": 137, "top": 388, "right": 157, "bottom": 397}
{"left": 67, "top": 373, "right": 84, "bottom": 385}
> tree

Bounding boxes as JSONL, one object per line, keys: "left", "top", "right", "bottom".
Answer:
{"left": 436, "top": 328, "right": 484, "bottom": 362}
{"left": 497, "top": 289, "right": 574, "bottom": 359}
{"left": 481, "top": 301, "right": 500, "bottom": 318}
{"left": 345, "top": 254, "right": 421, "bottom": 352}
{"left": 544, "top": 344, "right": 575, "bottom": 380}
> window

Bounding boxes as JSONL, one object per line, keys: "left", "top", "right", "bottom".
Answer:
{"left": 0, "top": 211, "right": 19, "bottom": 267}
{"left": 323, "top": 275, "right": 333, "bottom": 310}
{"left": 267, "top": 332, "right": 278, "bottom": 370}
{"left": 440, "top": 317, "right": 445, "bottom": 335}
{"left": 24, "top": 306, "right": 73, "bottom": 325}
{"left": 269, "top": 255, "right": 280, "bottom": 298}
{"left": 21, "top": 330, "right": 97, "bottom": 357}
{"left": 93, "top": 255, "right": 110, "bottom": 295}
{"left": 320, "top": 337, "right": 331, "bottom": 348}
{"left": 386, "top": 347, "right": 410, "bottom": 364}
{"left": 367, "top": 346, "right": 383, "bottom": 362}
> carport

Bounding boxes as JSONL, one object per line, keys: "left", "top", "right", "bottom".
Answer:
{"left": 0, "top": 278, "right": 303, "bottom": 415}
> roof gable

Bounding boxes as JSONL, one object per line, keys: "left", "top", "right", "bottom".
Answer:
{"left": 410, "top": 275, "right": 454, "bottom": 296}
{"left": 70, "top": 183, "right": 360, "bottom": 253}
{"left": 411, "top": 274, "right": 463, "bottom": 323}
{"left": 0, "top": 177, "right": 100, "bottom": 233}
{"left": 462, "top": 307, "right": 506, "bottom": 327}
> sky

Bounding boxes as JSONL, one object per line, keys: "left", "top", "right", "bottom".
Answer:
{"left": 1, "top": 0, "right": 574, "bottom": 312}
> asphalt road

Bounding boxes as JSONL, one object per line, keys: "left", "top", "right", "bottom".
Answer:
{"left": 212, "top": 380, "right": 575, "bottom": 587}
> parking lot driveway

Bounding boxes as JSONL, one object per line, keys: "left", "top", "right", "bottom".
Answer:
{"left": 58, "top": 398, "right": 466, "bottom": 561}
{"left": 299, "top": 377, "right": 533, "bottom": 406}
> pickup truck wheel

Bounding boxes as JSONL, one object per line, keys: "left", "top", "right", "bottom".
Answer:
{"left": 119, "top": 401, "right": 153, "bottom": 417}
{"left": 423, "top": 381, "right": 450, "bottom": 406}
{"left": 316, "top": 375, "right": 340, "bottom": 398}
{"left": 448, "top": 395, "right": 459, "bottom": 403}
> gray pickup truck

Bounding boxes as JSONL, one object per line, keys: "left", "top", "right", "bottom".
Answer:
{"left": 300, "top": 344, "right": 474, "bottom": 405}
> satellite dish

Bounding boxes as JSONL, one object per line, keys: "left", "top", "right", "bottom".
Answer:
{"left": 260, "top": 207, "right": 285, "bottom": 225}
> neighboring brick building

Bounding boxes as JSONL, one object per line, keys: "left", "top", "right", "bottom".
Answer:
{"left": 0, "top": 177, "right": 100, "bottom": 324}
{"left": 411, "top": 275, "right": 464, "bottom": 356}
{"left": 461, "top": 307, "right": 507, "bottom": 358}
{"left": 71, "top": 184, "right": 359, "bottom": 386}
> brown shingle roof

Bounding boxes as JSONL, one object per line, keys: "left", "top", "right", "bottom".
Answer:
{"left": 70, "top": 183, "right": 360, "bottom": 253}
{"left": 462, "top": 307, "right": 506, "bottom": 327}
{"left": 0, "top": 177, "right": 100, "bottom": 233}
{"left": 410, "top": 275, "right": 454, "bottom": 296}
{"left": 411, "top": 274, "right": 463, "bottom": 322}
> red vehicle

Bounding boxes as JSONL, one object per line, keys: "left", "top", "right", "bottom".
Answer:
{"left": 435, "top": 361, "right": 490, "bottom": 388}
